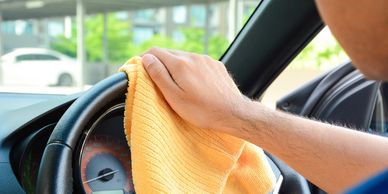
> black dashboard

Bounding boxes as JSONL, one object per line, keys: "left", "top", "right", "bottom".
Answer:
{"left": 0, "top": 92, "right": 77, "bottom": 194}
{"left": 0, "top": 92, "right": 136, "bottom": 194}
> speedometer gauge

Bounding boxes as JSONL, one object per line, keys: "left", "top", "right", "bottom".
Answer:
{"left": 79, "top": 104, "right": 135, "bottom": 194}
{"left": 81, "top": 135, "right": 134, "bottom": 194}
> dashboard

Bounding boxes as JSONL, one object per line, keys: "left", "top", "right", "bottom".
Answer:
{"left": 11, "top": 101, "right": 135, "bottom": 194}
{"left": 0, "top": 91, "right": 282, "bottom": 194}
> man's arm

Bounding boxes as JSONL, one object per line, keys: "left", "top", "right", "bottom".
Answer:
{"left": 141, "top": 47, "right": 388, "bottom": 193}
{"left": 236, "top": 100, "right": 388, "bottom": 193}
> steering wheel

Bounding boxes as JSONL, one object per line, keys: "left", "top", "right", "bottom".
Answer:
{"left": 36, "top": 73, "right": 128, "bottom": 194}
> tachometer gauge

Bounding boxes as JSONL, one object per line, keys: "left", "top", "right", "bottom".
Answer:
{"left": 81, "top": 135, "right": 134, "bottom": 194}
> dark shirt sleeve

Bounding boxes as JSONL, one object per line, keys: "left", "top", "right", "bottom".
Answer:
{"left": 345, "top": 168, "right": 388, "bottom": 194}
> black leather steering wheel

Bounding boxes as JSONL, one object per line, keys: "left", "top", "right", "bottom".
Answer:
{"left": 36, "top": 72, "right": 128, "bottom": 194}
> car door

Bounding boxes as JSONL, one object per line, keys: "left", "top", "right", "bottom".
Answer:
{"left": 34, "top": 54, "right": 63, "bottom": 86}
{"left": 277, "top": 62, "right": 380, "bottom": 137}
{"left": 11, "top": 54, "right": 59, "bottom": 86}
{"left": 273, "top": 61, "right": 382, "bottom": 194}
{"left": 2, "top": 54, "right": 43, "bottom": 86}
{"left": 2, "top": 54, "right": 37, "bottom": 86}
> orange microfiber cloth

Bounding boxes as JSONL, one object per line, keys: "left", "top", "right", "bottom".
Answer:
{"left": 119, "top": 57, "right": 276, "bottom": 193}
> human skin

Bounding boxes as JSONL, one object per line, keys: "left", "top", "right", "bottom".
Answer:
{"left": 139, "top": 1, "right": 388, "bottom": 193}
{"left": 315, "top": 0, "right": 388, "bottom": 80}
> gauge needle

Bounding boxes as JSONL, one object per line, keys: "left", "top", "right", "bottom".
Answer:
{"left": 83, "top": 169, "right": 119, "bottom": 184}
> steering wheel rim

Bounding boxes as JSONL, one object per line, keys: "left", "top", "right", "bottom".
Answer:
{"left": 36, "top": 72, "right": 128, "bottom": 194}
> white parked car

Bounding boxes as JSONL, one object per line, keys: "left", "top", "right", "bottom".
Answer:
{"left": 0, "top": 48, "right": 80, "bottom": 87}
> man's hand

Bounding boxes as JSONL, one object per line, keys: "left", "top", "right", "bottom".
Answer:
{"left": 142, "top": 47, "right": 247, "bottom": 133}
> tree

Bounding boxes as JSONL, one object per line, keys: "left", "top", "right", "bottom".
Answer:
{"left": 137, "top": 27, "right": 229, "bottom": 59}
{"left": 51, "top": 14, "right": 230, "bottom": 65}
{"left": 51, "top": 13, "right": 135, "bottom": 64}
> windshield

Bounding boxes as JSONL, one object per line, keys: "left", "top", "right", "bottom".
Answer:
{"left": 0, "top": 0, "right": 261, "bottom": 94}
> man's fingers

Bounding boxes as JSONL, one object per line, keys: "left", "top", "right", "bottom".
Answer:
{"left": 144, "top": 47, "right": 183, "bottom": 75}
{"left": 142, "top": 54, "right": 181, "bottom": 94}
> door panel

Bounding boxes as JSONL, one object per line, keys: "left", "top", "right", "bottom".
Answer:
{"left": 277, "top": 62, "right": 379, "bottom": 130}
{"left": 275, "top": 62, "right": 380, "bottom": 194}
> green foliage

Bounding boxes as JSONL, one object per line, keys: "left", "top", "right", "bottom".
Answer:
{"left": 179, "top": 28, "right": 205, "bottom": 54}
{"left": 135, "top": 35, "right": 177, "bottom": 54}
{"left": 51, "top": 14, "right": 346, "bottom": 70}
{"left": 135, "top": 27, "right": 229, "bottom": 59}
{"left": 208, "top": 35, "right": 229, "bottom": 59}
{"left": 51, "top": 13, "right": 134, "bottom": 64}
{"left": 290, "top": 31, "right": 349, "bottom": 70}
{"left": 51, "top": 31, "right": 77, "bottom": 58}
{"left": 51, "top": 14, "right": 230, "bottom": 65}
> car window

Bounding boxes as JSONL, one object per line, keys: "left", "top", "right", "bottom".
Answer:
{"left": 16, "top": 54, "right": 59, "bottom": 62}
{"left": 36, "top": 54, "right": 60, "bottom": 61}
{"left": 16, "top": 54, "right": 38, "bottom": 62}
{"left": 261, "top": 27, "right": 350, "bottom": 108}
{"left": 369, "top": 83, "right": 388, "bottom": 136}
{"left": 0, "top": 0, "right": 262, "bottom": 94}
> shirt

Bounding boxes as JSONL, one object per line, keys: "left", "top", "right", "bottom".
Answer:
{"left": 346, "top": 168, "right": 388, "bottom": 194}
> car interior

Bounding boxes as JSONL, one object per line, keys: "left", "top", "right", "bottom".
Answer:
{"left": 0, "top": 0, "right": 386, "bottom": 193}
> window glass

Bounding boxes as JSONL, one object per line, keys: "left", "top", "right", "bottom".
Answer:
{"left": 173, "top": 6, "right": 187, "bottom": 24}
{"left": 261, "top": 27, "right": 350, "bottom": 108}
{"left": 369, "top": 83, "right": 388, "bottom": 136}
{"left": 16, "top": 54, "right": 59, "bottom": 62}
{"left": 190, "top": 5, "right": 206, "bottom": 27}
{"left": 16, "top": 54, "right": 37, "bottom": 62}
{"left": 37, "top": 54, "right": 60, "bottom": 61}
{"left": 0, "top": 0, "right": 261, "bottom": 94}
{"left": 16, "top": 55, "right": 37, "bottom": 62}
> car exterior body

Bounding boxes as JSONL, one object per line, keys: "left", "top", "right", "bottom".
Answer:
{"left": 0, "top": 48, "right": 80, "bottom": 86}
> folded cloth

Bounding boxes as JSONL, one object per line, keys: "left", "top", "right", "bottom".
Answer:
{"left": 119, "top": 56, "right": 276, "bottom": 194}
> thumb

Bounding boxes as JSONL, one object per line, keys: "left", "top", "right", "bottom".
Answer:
{"left": 142, "top": 54, "right": 180, "bottom": 95}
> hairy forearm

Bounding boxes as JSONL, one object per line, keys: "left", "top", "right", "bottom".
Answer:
{"left": 229, "top": 99, "right": 388, "bottom": 193}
